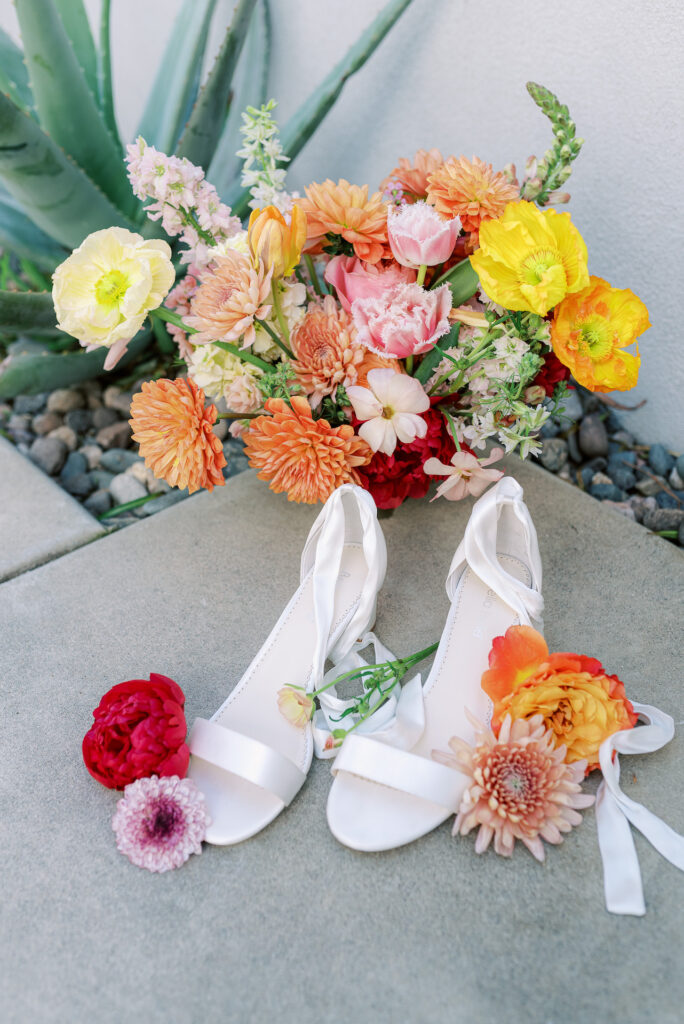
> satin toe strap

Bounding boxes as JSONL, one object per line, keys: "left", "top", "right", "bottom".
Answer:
{"left": 332, "top": 734, "right": 466, "bottom": 812}
{"left": 189, "top": 719, "right": 306, "bottom": 806}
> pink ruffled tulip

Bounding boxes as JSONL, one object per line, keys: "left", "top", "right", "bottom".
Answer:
{"left": 352, "top": 282, "right": 452, "bottom": 359}
{"left": 324, "top": 255, "right": 414, "bottom": 314}
{"left": 388, "top": 201, "right": 461, "bottom": 269}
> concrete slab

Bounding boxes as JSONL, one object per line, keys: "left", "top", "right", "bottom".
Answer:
{"left": 0, "top": 437, "right": 104, "bottom": 582}
{"left": 1, "top": 463, "right": 682, "bottom": 1024}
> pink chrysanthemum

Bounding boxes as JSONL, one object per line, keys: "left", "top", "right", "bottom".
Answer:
{"left": 112, "top": 775, "right": 211, "bottom": 872}
{"left": 432, "top": 713, "right": 594, "bottom": 861}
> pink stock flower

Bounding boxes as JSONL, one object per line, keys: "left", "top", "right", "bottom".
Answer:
{"left": 347, "top": 367, "right": 430, "bottom": 456}
{"left": 352, "top": 282, "right": 452, "bottom": 359}
{"left": 224, "top": 374, "right": 262, "bottom": 413}
{"left": 424, "top": 447, "right": 505, "bottom": 501}
{"left": 324, "top": 255, "right": 414, "bottom": 314}
{"left": 387, "top": 201, "right": 461, "bottom": 269}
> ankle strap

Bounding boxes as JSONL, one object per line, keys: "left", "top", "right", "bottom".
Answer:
{"left": 300, "top": 484, "right": 386, "bottom": 689}
{"left": 446, "top": 476, "right": 544, "bottom": 627}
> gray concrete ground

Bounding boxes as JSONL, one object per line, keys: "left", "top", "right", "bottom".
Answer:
{"left": 1, "top": 462, "right": 683, "bottom": 1024}
{"left": 0, "top": 437, "right": 104, "bottom": 582}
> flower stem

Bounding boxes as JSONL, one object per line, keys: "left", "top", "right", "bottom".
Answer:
{"left": 256, "top": 315, "right": 294, "bottom": 359}
{"left": 151, "top": 306, "right": 197, "bottom": 334}
{"left": 304, "top": 253, "right": 324, "bottom": 296}
{"left": 405, "top": 355, "right": 414, "bottom": 375}
{"left": 270, "top": 281, "right": 293, "bottom": 351}
{"left": 215, "top": 411, "right": 260, "bottom": 420}
{"left": 212, "top": 340, "right": 273, "bottom": 373}
{"left": 416, "top": 264, "right": 427, "bottom": 287}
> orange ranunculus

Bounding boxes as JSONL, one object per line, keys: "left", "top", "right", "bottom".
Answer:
{"left": 243, "top": 396, "right": 372, "bottom": 504}
{"left": 299, "top": 179, "right": 389, "bottom": 264}
{"left": 129, "top": 378, "right": 226, "bottom": 494}
{"left": 247, "top": 204, "right": 307, "bottom": 279}
{"left": 550, "top": 275, "right": 649, "bottom": 393}
{"left": 481, "top": 626, "right": 638, "bottom": 772}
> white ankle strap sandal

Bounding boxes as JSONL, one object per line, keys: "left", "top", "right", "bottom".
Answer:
{"left": 327, "top": 476, "right": 544, "bottom": 852}
{"left": 188, "top": 483, "right": 386, "bottom": 845}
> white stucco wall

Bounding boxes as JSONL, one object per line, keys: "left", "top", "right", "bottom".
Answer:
{"left": 2, "top": 0, "right": 682, "bottom": 449}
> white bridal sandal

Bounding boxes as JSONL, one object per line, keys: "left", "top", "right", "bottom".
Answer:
{"left": 327, "top": 476, "right": 544, "bottom": 852}
{"left": 188, "top": 484, "right": 387, "bottom": 844}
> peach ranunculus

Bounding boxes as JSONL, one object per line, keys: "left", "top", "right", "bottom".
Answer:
{"left": 427, "top": 155, "right": 519, "bottom": 236}
{"left": 481, "top": 626, "right": 638, "bottom": 772}
{"left": 129, "top": 378, "right": 226, "bottom": 493}
{"left": 550, "top": 275, "right": 649, "bottom": 393}
{"left": 247, "top": 204, "right": 307, "bottom": 278}
{"left": 351, "top": 281, "right": 452, "bottom": 359}
{"left": 277, "top": 686, "right": 314, "bottom": 729}
{"left": 300, "top": 179, "right": 389, "bottom": 264}
{"left": 380, "top": 148, "right": 445, "bottom": 201}
{"left": 347, "top": 368, "right": 430, "bottom": 456}
{"left": 243, "top": 396, "right": 372, "bottom": 503}
{"left": 324, "top": 255, "right": 414, "bottom": 314}
{"left": 424, "top": 447, "right": 504, "bottom": 501}
{"left": 290, "top": 295, "right": 366, "bottom": 407}
{"left": 185, "top": 250, "right": 273, "bottom": 348}
{"left": 388, "top": 201, "right": 461, "bottom": 270}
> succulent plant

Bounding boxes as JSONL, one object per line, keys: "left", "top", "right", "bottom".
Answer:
{"left": 0, "top": 0, "right": 414, "bottom": 397}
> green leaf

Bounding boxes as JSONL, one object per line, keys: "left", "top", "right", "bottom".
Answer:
{"left": 0, "top": 27, "right": 35, "bottom": 117}
{"left": 432, "top": 257, "right": 480, "bottom": 306}
{"left": 0, "top": 189, "right": 66, "bottom": 270}
{"left": 414, "top": 323, "right": 460, "bottom": 385}
{"left": 0, "top": 331, "right": 152, "bottom": 399}
{"left": 15, "top": 0, "right": 135, "bottom": 216}
{"left": 53, "top": 0, "right": 99, "bottom": 102}
{"left": 208, "top": 0, "right": 271, "bottom": 198}
{"left": 225, "top": 0, "right": 414, "bottom": 216}
{"left": 0, "top": 92, "right": 133, "bottom": 249}
{"left": 136, "top": 0, "right": 218, "bottom": 155}
{"left": 97, "top": 0, "right": 120, "bottom": 147}
{"left": 0, "top": 289, "right": 59, "bottom": 333}
{"left": 176, "top": 0, "right": 256, "bottom": 168}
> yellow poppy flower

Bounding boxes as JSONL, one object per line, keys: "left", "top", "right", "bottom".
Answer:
{"left": 470, "top": 200, "right": 589, "bottom": 315}
{"left": 550, "top": 275, "right": 649, "bottom": 392}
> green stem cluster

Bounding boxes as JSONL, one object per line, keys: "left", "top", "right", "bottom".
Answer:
{"left": 310, "top": 640, "right": 440, "bottom": 742}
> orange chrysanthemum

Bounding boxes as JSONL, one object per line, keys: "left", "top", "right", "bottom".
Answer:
{"left": 130, "top": 378, "right": 226, "bottom": 494}
{"left": 380, "top": 148, "right": 445, "bottom": 201}
{"left": 291, "top": 296, "right": 365, "bottom": 407}
{"left": 427, "top": 155, "right": 519, "bottom": 235}
{"left": 300, "top": 179, "right": 389, "bottom": 264}
{"left": 481, "top": 626, "right": 638, "bottom": 772}
{"left": 355, "top": 349, "right": 402, "bottom": 389}
{"left": 243, "top": 396, "right": 371, "bottom": 504}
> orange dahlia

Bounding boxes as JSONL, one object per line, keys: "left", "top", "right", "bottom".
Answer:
{"left": 291, "top": 296, "right": 365, "bottom": 407}
{"left": 481, "top": 626, "right": 638, "bottom": 772}
{"left": 300, "top": 179, "right": 389, "bottom": 264}
{"left": 243, "top": 396, "right": 371, "bottom": 503}
{"left": 427, "top": 155, "right": 519, "bottom": 236}
{"left": 380, "top": 148, "right": 445, "bottom": 201}
{"left": 129, "top": 378, "right": 226, "bottom": 494}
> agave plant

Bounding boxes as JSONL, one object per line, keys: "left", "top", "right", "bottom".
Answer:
{"left": 0, "top": 0, "right": 414, "bottom": 398}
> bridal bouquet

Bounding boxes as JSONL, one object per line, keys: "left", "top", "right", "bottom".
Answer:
{"left": 52, "top": 85, "right": 650, "bottom": 508}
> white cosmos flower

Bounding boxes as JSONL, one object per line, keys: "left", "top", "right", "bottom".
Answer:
{"left": 346, "top": 367, "right": 430, "bottom": 456}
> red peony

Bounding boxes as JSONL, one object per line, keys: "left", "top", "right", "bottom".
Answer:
{"left": 533, "top": 350, "right": 572, "bottom": 397}
{"left": 356, "top": 407, "right": 457, "bottom": 509}
{"left": 82, "top": 674, "right": 189, "bottom": 790}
